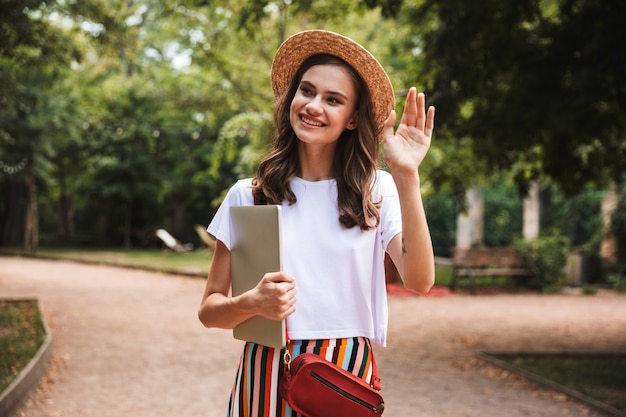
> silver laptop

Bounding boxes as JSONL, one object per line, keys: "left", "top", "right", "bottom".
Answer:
{"left": 230, "top": 205, "right": 287, "bottom": 349}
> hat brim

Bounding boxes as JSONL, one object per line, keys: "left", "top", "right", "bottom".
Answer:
{"left": 271, "top": 30, "right": 395, "bottom": 134}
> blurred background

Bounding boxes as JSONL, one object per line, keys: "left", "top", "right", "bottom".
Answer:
{"left": 1, "top": 0, "right": 625, "bottom": 290}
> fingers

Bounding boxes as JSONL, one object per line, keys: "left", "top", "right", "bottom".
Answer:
{"left": 263, "top": 272, "right": 296, "bottom": 295}
{"left": 425, "top": 105, "right": 435, "bottom": 139}
{"left": 265, "top": 271, "right": 294, "bottom": 283}
{"left": 257, "top": 272, "right": 296, "bottom": 320}
{"left": 400, "top": 88, "right": 434, "bottom": 137}
{"left": 415, "top": 90, "right": 426, "bottom": 130}
{"left": 400, "top": 87, "right": 418, "bottom": 128}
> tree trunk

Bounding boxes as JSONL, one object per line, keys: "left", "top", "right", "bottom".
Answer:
{"left": 97, "top": 207, "right": 111, "bottom": 246}
{"left": 23, "top": 177, "right": 39, "bottom": 252}
{"left": 59, "top": 193, "right": 75, "bottom": 237}
{"left": 1, "top": 179, "right": 27, "bottom": 247}
{"left": 171, "top": 201, "right": 186, "bottom": 238}
{"left": 123, "top": 203, "right": 132, "bottom": 249}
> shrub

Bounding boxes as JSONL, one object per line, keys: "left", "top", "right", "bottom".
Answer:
{"left": 516, "top": 230, "right": 571, "bottom": 292}
{"left": 608, "top": 273, "right": 626, "bottom": 293}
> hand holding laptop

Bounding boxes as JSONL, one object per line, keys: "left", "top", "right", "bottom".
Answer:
{"left": 247, "top": 271, "right": 296, "bottom": 321}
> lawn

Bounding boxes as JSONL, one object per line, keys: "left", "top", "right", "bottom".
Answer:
{"left": 0, "top": 299, "right": 46, "bottom": 393}
{"left": 493, "top": 354, "right": 626, "bottom": 413}
{"left": 3, "top": 248, "right": 214, "bottom": 277}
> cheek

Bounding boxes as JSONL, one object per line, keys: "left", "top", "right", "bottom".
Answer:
{"left": 290, "top": 93, "right": 305, "bottom": 110}
{"left": 289, "top": 101, "right": 298, "bottom": 121}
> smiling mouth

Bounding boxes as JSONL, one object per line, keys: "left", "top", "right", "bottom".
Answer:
{"left": 300, "top": 116, "right": 325, "bottom": 127}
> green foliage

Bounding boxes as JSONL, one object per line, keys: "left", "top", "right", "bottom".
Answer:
{"left": 425, "top": 133, "right": 487, "bottom": 208}
{"left": 542, "top": 186, "right": 604, "bottom": 248}
{"left": 211, "top": 112, "right": 274, "bottom": 179}
{"left": 608, "top": 273, "right": 626, "bottom": 293}
{"left": 580, "top": 285, "right": 597, "bottom": 295}
{"left": 516, "top": 229, "right": 571, "bottom": 292}
{"left": 404, "top": 0, "right": 626, "bottom": 197}
{"left": 2, "top": 0, "right": 620, "bottom": 253}
{"left": 423, "top": 188, "right": 456, "bottom": 257}
{"left": 483, "top": 177, "right": 523, "bottom": 247}
{"left": 0, "top": 300, "right": 46, "bottom": 393}
{"left": 235, "top": 0, "right": 398, "bottom": 32}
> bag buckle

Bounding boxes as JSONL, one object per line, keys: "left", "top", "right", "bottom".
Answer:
{"left": 283, "top": 350, "right": 292, "bottom": 373}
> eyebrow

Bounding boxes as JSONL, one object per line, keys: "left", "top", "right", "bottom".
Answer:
{"left": 299, "top": 80, "right": 350, "bottom": 102}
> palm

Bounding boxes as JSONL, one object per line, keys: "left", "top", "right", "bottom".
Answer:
{"left": 382, "top": 88, "right": 435, "bottom": 174}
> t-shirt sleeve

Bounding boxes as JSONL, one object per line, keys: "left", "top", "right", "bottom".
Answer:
{"left": 207, "top": 178, "right": 254, "bottom": 250}
{"left": 376, "top": 170, "right": 402, "bottom": 250}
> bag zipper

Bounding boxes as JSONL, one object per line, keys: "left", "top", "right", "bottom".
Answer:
{"left": 310, "top": 371, "right": 384, "bottom": 413}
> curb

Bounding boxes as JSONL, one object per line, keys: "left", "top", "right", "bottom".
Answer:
{"left": 0, "top": 298, "right": 53, "bottom": 417}
{"left": 477, "top": 352, "right": 626, "bottom": 417}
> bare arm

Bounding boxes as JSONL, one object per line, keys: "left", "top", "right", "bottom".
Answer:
{"left": 198, "top": 240, "right": 297, "bottom": 329}
{"left": 382, "top": 88, "right": 436, "bottom": 295}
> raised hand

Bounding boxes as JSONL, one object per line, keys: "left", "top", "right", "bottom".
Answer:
{"left": 382, "top": 87, "right": 435, "bottom": 176}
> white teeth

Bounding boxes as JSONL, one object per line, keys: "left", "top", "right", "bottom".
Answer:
{"left": 301, "top": 116, "right": 323, "bottom": 127}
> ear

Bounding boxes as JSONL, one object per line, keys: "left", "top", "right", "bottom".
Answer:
{"left": 346, "top": 112, "right": 358, "bottom": 130}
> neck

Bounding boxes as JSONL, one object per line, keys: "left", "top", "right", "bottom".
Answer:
{"left": 298, "top": 143, "right": 335, "bottom": 181}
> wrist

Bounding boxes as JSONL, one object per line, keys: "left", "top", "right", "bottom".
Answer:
{"left": 390, "top": 167, "right": 421, "bottom": 188}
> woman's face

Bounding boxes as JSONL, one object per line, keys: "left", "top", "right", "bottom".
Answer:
{"left": 289, "top": 64, "right": 358, "bottom": 147}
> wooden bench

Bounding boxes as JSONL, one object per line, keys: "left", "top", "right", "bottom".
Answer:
{"left": 450, "top": 247, "right": 538, "bottom": 294}
{"left": 155, "top": 228, "right": 193, "bottom": 252}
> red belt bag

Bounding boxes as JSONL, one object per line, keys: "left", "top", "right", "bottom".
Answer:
{"left": 279, "top": 350, "right": 385, "bottom": 417}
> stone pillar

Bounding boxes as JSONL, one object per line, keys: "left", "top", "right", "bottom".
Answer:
{"left": 600, "top": 184, "right": 617, "bottom": 265}
{"left": 523, "top": 181, "right": 540, "bottom": 241}
{"left": 456, "top": 185, "right": 484, "bottom": 249}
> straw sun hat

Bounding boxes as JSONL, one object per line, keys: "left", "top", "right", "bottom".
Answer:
{"left": 271, "top": 30, "right": 395, "bottom": 133}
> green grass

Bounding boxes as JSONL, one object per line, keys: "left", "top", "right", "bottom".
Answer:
{"left": 434, "top": 264, "right": 538, "bottom": 292}
{"left": 495, "top": 354, "right": 626, "bottom": 412}
{"left": 0, "top": 300, "right": 46, "bottom": 393}
{"left": 3, "top": 248, "right": 214, "bottom": 277}
{"left": 434, "top": 264, "right": 453, "bottom": 286}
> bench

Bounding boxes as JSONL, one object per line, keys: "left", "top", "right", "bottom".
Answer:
{"left": 155, "top": 228, "right": 193, "bottom": 253}
{"left": 450, "top": 247, "right": 538, "bottom": 294}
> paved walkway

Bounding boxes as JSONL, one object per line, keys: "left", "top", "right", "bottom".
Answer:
{"left": 1, "top": 256, "right": 625, "bottom": 417}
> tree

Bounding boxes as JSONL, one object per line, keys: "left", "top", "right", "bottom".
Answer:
{"left": 1, "top": 0, "right": 412, "bottom": 248}
{"left": 0, "top": 0, "right": 82, "bottom": 249}
{"left": 404, "top": 0, "right": 626, "bottom": 197}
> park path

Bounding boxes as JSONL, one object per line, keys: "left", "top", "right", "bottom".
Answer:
{"left": 1, "top": 256, "right": 625, "bottom": 417}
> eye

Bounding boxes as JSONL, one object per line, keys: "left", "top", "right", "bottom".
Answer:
{"left": 299, "top": 86, "right": 314, "bottom": 96}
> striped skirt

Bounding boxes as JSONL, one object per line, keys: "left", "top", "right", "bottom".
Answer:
{"left": 226, "top": 337, "right": 377, "bottom": 417}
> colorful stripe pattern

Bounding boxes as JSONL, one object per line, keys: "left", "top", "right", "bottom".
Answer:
{"left": 226, "top": 337, "right": 376, "bottom": 417}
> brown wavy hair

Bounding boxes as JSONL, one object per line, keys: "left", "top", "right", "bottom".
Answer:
{"left": 252, "top": 54, "right": 381, "bottom": 230}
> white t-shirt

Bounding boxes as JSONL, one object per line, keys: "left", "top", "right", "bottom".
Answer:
{"left": 208, "top": 170, "right": 402, "bottom": 346}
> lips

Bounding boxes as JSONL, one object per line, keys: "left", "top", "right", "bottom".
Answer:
{"left": 300, "top": 115, "right": 325, "bottom": 127}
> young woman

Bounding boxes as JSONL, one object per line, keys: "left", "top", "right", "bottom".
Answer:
{"left": 198, "top": 30, "right": 435, "bottom": 416}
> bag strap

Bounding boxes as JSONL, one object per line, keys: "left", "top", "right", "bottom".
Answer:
{"left": 371, "top": 354, "right": 381, "bottom": 391}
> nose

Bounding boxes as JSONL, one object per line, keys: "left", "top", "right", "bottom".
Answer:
{"left": 305, "top": 95, "right": 323, "bottom": 115}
